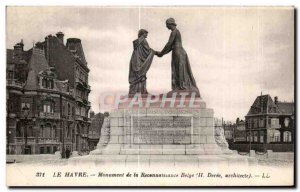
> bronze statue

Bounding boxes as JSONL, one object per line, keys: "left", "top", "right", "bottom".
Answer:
{"left": 128, "top": 29, "right": 155, "bottom": 96}
{"left": 156, "top": 18, "right": 201, "bottom": 97}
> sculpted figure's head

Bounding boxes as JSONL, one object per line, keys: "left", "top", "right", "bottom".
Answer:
{"left": 138, "top": 29, "right": 148, "bottom": 38}
{"left": 166, "top": 18, "right": 177, "bottom": 30}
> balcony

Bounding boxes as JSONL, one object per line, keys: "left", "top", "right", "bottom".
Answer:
{"left": 75, "top": 115, "right": 83, "bottom": 121}
{"left": 7, "top": 79, "right": 24, "bottom": 89}
{"left": 14, "top": 137, "right": 36, "bottom": 144}
{"left": 75, "top": 78, "right": 91, "bottom": 91}
{"left": 76, "top": 96, "right": 83, "bottom": 103}
{"left": 39, "top": 112, "right": 60, "bottom": 119}
{"left": 38, "top": 138, "right": 59, "bottom": 144}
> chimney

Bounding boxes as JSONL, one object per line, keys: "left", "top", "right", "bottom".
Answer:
{"left": 56, "top": 32, "right": 64, "bottom": 44}
{"left": 13, "top": 39, "right": 24, "bottom": 52}
{"left": 90, "top": 111, "right": 95, "bottom": 119}
{"left": 274, "top": 96, "right": 278, "bottom": 105}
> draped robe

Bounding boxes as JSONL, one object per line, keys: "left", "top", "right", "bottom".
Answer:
{"left": 128, "top": 36, "right": 154, "bottom": 95}
{"left": 160, "top": 28, "right": 201, "bottom": 97}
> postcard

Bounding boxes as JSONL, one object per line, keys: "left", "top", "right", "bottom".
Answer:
{"left": 6, "top": 6, "right": 295, "bottom": 186}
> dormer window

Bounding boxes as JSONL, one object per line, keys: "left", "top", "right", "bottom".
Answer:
{"left": 42, "top": 77, "right": 54, "bottom": 89}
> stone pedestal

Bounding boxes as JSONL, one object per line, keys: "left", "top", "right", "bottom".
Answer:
{"left": 91, "top": 98, "right": 228, "bottom": 156}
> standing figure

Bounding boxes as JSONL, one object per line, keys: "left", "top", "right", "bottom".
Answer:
{"left": 156, "top": 18, "right": 201, "bottom": 97}
{"left": 128, "top": 29, "right": 155, "bottom": 96}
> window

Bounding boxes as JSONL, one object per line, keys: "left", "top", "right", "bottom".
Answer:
{"left": 40, "top": 147, "right": 44, "bottom": 154}
{"left": 48, "top": 79, "right": 54, "bottom": 89}
{"left": 53, "top": 146, "right": 57, "bottom": 153}
{"left": 8, "top": 71, "right": 14, "bottom": 79}
{"left": 260, "top": 131, "right": 264, "bottom": 143}
{"left": 253, "top": 132, "right": 258, "bottom": 142}
{"left": 81, "top": 107, "right": 85, "bottom": 116}
{"left": 259, "top": 119, "right": 265, "bottom": 128}
{"left": 53, "top": 125, "right": 57, "bottom": 138}
{"left": 42, "top": 78, "right": 54, "bottom": 89}
{"left": 42, "top": 78, "right": 47, "bottom": 88}
{"left": 284, "top": 118, "right": 290, "bottom": 128}
{"left": 271, "top": 118, "right": 279, "bottom": 128}
{"left": 39, "top": 125, "right": 44, "bottom": 137}
{"left": 16, "top": 122, "right": 22, "bottom": 137}
{"left": 44, "top": 123, "right": 52, "bottom": 138}
{"left": 270, "top": 130, "right": 280, "bottom": 142}
{"left": 43, "top": 103, "right": 54, "bottom": 113}
{"left": 283, "top": 131, "right": 292, "bottom": 142}
{"left": 68, "top": 103, "right": 71, "bottom": 116}
{"left": 21, "top": 102, "right": 30, "bottom": 111}
{"left": 28, "top": 127, "right": 33, "bottom": 137}
{"left": 75, "top": 107, "right": 80, "bottom": 115}
{"left": 46, "top": 146, "right": 51, "bottom": 154}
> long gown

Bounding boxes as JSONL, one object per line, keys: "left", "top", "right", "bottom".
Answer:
{"left": 160, "top": 28, "right": 201, "bottom": 98}
{"left": 128, "top": 36, "right": 154, "bottom": 95}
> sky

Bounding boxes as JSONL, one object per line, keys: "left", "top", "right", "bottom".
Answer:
{"left": 6, "top": 7, "right": 294, "bottom": 121}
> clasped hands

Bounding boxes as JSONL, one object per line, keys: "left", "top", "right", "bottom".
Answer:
{"left": 154, "top": 51, "right": 163, "bottom": 57}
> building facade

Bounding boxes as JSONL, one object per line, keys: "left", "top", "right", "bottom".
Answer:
{"left": 245, "top": 95, "right": 294, "bottom": 152}
{"left": 7, "top": 32, "right": 91, "bottom": 154}
{"left": 233, "top": 118, "right": 246, "bottom": 142}
{"left": 87, "top": 112, "right": 104, "bottom": 151}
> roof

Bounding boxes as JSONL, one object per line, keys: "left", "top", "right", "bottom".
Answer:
{"left": 247, "top": 94, "right": 281, "bottom": 116}
{"left": 24, "top": 48, "right": 49, "bottom": 90}
{"left": 278, "top": 102, "right": 294, "bottom": 115}
{"left": 66, "top": 38, "right": 87, "bottom": 65}
{"left": 6, "top": 48, "right": 32, "bottom": 65}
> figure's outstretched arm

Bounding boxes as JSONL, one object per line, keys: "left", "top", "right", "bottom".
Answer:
{"left": 158, "top": 30, "right": 176, "bottom": 57}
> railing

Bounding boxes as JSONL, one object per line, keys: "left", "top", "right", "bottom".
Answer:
{"left": 38, "top": 138, "right": 59, "bottom": 144}
{"left": 39, "top": 112, "right": 60, "bottom": 119}
{"left": 75, "top": 78, "right": 90, "bottom": 90}
{"left": 7, "top": 79, "right": 24, "bottom": 89}
{"left": 14, "top": 137, "right": 36, "bottom": 144}
{"left": 75, "top": 115, "right": 83, "bottom": 121}
{"left": 76, "top": 96, "right": 84, "bottom": 103}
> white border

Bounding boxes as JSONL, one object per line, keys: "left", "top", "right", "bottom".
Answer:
{"left": 1, "top": 1, "right": 298, "bottom": 191}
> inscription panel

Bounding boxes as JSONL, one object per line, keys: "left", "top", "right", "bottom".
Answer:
{"left": 132, "top": 116, "right": 192, "bottom": 144}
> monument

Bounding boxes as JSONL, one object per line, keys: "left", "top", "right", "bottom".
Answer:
{"left": 90, "top": 18, "right": 234, "bottom": 158}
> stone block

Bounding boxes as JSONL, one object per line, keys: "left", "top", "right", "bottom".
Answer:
{"left": 139, "top": 145, "right": 163, "bottom": 155}
{"left": 206, "top": 135, "right": 216, "bottom": 144}
{"left": 174, "top": 155, "right": 199, "bottom": 167}
{"left": 110, "top": 109, "right": 124, "bottom": 118}
{"left": 102, "top": 144, "right": 121, "bottom": 155}
{"left": 192, "top": 135, "right": 199, "bottom": 144}
{"left": 118, "top": 118, "right": 124, "bottom": 127}
{"left": 118, "top": 136, "right": 125, "bottom": 144}
{"left": 110, "top": 117, "right": 119, "bottom": 127}
{"left": 199, "top": 109, "right": 214, "bottom": 117}
{"left": 149, "top": 155, "right": 175, "bottom": 162}
{"left": 109, "top": 136, "right": 119, "bottom": 144}
{"left": 162, "top": 145, "right": 186, "bottom": 155}
{"left": 199, "top": 118, "right": 207, "bottom": 126}
{"left": 192, "top": 127, "right": 200, "bottom": 135}
{"left": 199, "top": 136, "right": 207, "bottom": 144}
{"left": 110, "top": 127, "right": 123, "bottom": 135}
{"left": 192, "top": 117, "right": 200, "bottom": 127}
{"left": 206, "top": 118, "right": 214, "bottom": 126}
{"left": 177, "top": 108, "right": 194, "bottom": 115}
{"left": 200, "top": 127, "right": 214, "bottom": 135}
{"left": 120, "top": 146, "right": 140, "bottom": 155}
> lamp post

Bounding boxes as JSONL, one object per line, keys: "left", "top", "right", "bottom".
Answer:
{"left": 7, "top": 130, "right": 11, "bottom": 154}
{"left": 22, "top": 104, "right": 29, "bottom": 154}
